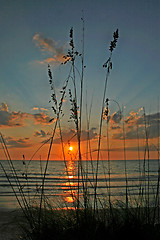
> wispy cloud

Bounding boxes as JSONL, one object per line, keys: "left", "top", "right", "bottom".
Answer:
{"left": 33, "top": 33, "right": 66, "bottom": 65}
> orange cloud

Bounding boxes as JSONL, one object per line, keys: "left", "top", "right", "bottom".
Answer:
{"left": 40, "top": 56, "right": 65, "bottom": 65}
{"left": 0, "top": 102, "right": 8, "bottom": 112}
{"left": 32, "top": 107, "right": 39, "bottom": 111}
{"left": 32, "top": 107, "right": 48, "bottom": 112}
{"left": 0, "top": 103, "right": 53, "bottom": 128}
{"left": 111, "top": 110, "right": 160, "bottom": 140}
{"left": 33, "top": 112, "right": 51, "bottom": 125}
{"left": 33, "top": 33, "right": 66, "bottom": 65}
{"left": 0, "top": 105, "right": 27, "bottom": 128}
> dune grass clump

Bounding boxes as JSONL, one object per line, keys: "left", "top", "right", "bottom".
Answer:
{"left": 18, "top": 206, "right": 160, "bottom": 240}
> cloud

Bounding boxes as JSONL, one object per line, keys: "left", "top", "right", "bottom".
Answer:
{"left": 40, "top": 107, "right": 48, "bottom": 112}
{"left": 100, "top": 144, "right": 156, "bottom": 152}
{"left": 110, "top": 125, "right": 121, "bottom": 130}
{"left": 112, "top": 111, "right": 160, "bottom": 140}
{"left": 32, "top": 107, "right": 48, "bottom": 112}
{"left": 146, "top": 112, "right": 160, "bottom": 124}
{"left": 33, "top": 33, "right": 60, "bottom": 53}
{"left": 4, "top": 136, "right": 32, "bottom": 148}
{"left": 128, "top": 111, "right": 160, "bottom": 139}
{"left": 53, "top": 128, "right": 98, "bottom": 144}
{"left": 32, "top": 107, "right": 39, "bottom": 111}
{"left": 40, "top": 56, "right": 65, "bottom": 65}
{"left": 0, "top": 103, "right": 53, "bottom": 128}
{"left": 110, "top": 110, "right": 122, "bottom": 124}
{"left": 33, "top": 33, "right": 66, "bottom": 65}
{"left": 33, "top": 112, "right": 53, "bottom": 125}
{"left": 106, "top": 110, "right": 123, "bottom": 132}
{"left": 0, "top": 102, "right": 9, "bottom": 112}
{"left": 112, "top": 127, "right": 142, "bottom": 140}
{"left": 34, "top": 130, "right": 51, "bottom": 138}
{"left": 0, "top": 103, "right": 28, "bottom": 127}
{"left": 125, "top": 111, "right": 141, "bottom": 125}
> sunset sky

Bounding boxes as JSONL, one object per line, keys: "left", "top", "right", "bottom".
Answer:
{"left": 0, "top": 0, "right": 160, "bottom": 160}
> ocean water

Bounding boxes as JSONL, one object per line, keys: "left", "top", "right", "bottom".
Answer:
{"left": 0, "top": 159, "right": 159, "bottom": 209}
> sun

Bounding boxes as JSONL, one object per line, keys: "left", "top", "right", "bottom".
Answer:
{"left": 68, "top": 146, "right": 73, "bottom": 151}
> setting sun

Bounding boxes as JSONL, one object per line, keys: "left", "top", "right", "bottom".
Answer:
{"left": 68, "top": 146, "right": 73, "bottom": 151}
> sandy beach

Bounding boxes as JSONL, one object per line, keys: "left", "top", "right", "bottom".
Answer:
{"left": 0, "top": 208, "right": 23, "bottom": 240}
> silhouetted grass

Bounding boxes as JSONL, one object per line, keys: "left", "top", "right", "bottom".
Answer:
{"left": 17, "top": 206, "right": 160, "bottom": 240}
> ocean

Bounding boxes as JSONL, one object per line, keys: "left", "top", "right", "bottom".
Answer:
{"left": 0, "top": 159, "right": 159, "bottom": 209}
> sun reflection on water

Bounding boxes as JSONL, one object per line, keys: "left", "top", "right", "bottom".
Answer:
{"left": 62, "top": 159, "right": 77, "bottom": 204}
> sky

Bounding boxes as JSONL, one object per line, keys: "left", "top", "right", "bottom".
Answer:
{"left": 0, "top": 0, "right": 160, "bottom": 160}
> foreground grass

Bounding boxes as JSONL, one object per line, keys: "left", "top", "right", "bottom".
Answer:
{"left": 19, "top": 206, "right": 160, "bottom": 240}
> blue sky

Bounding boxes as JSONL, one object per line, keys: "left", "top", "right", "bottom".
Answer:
{"left": 0, "top": 0, "right": 160, "bottom": 160}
